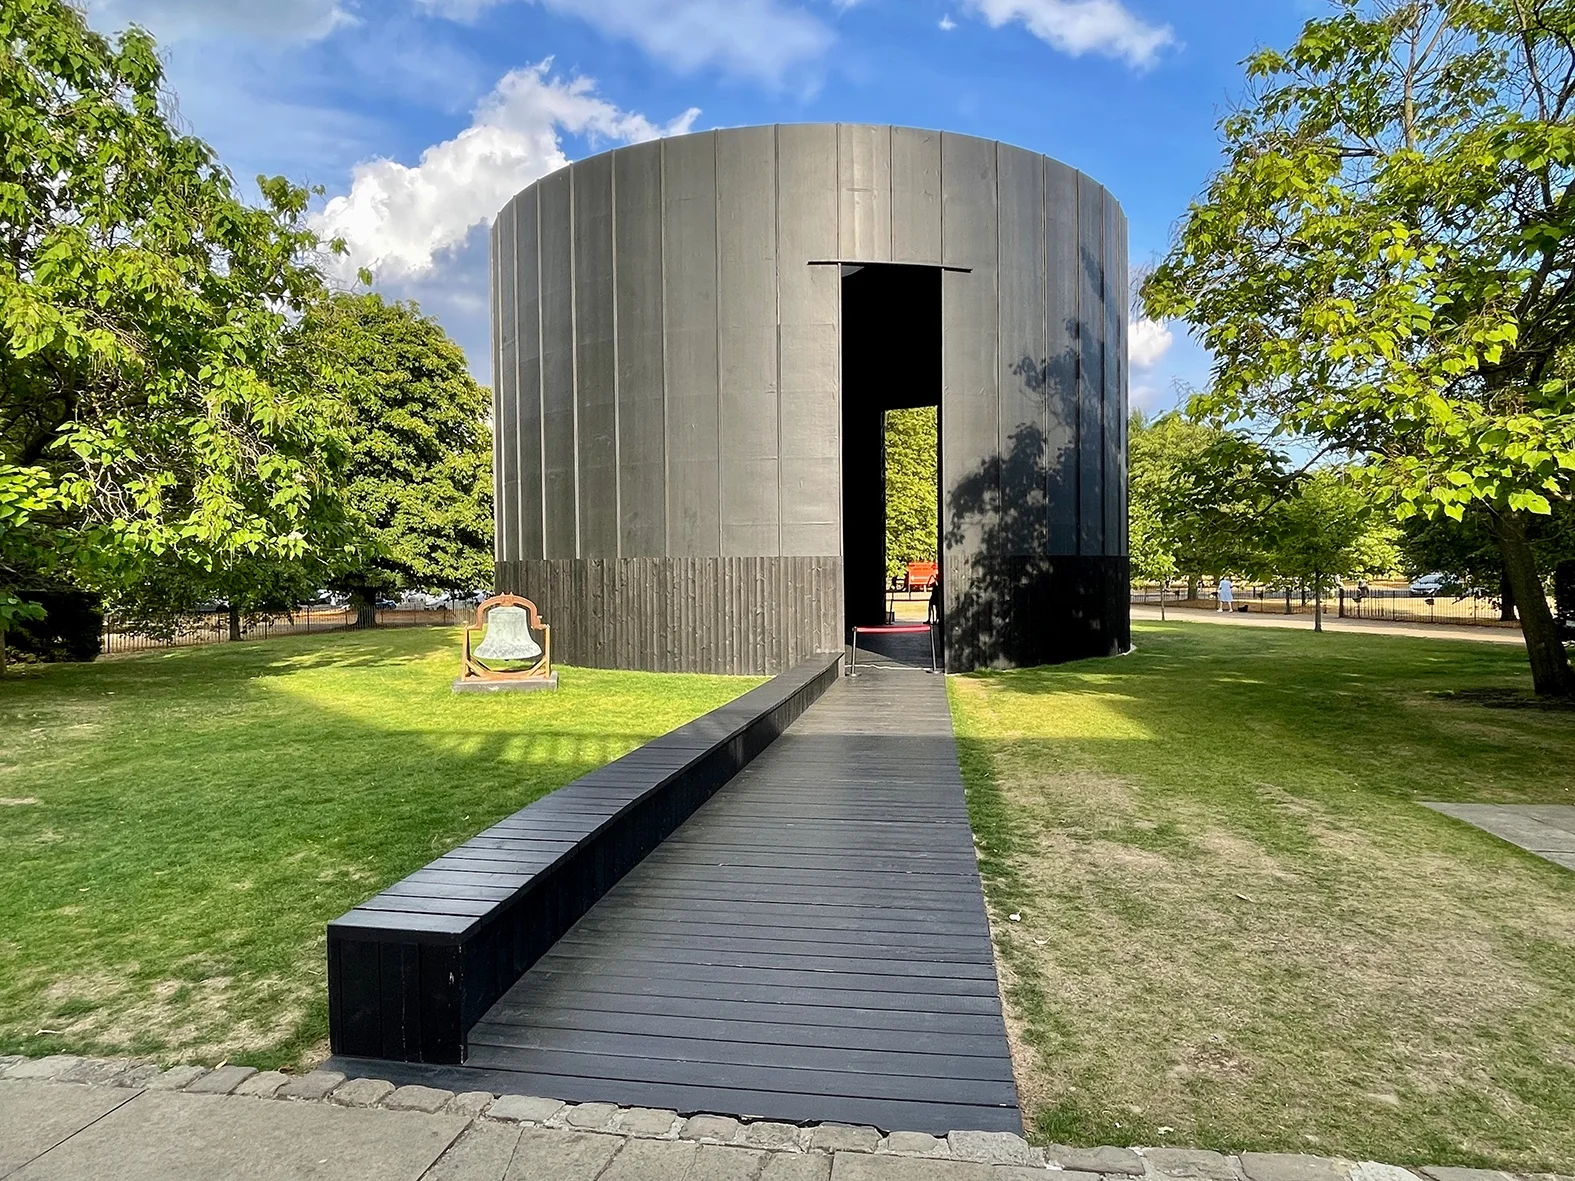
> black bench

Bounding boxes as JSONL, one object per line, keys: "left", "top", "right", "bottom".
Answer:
{"left": 326, "top": 653, "right": 842, "bottom": 1064}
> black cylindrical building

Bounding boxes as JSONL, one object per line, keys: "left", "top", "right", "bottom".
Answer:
{"left": 490, "top": 123, "right": 1129, "bottom": 673}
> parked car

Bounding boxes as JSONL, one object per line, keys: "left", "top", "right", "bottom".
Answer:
{"left": 401, "top": 592, "right": 449, "bottom": 610}
{"left": 1408, "top": 572, "right": 1450, "bottom": 597}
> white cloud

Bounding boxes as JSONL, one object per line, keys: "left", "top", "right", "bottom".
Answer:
{"left": 84, "top": 0, "right": 354, "bottom": 43}
{"left": 313, "top": 63, "right": 698, "bottom": 280}
{"left": 961, "top": 0, "right": 1172, "bottom": 67}
{"left": 1129, "top": 317, "right": 1173, "bottom": 370}
{"left": 413, "top": 0, "right": 832, "bottom": 83}
{"left": 939, "top": 13, "right": 957, "bottom": 30}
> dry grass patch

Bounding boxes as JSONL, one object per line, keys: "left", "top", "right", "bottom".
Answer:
{"left": 951, "top": 622, "right": 1575, "bottom": 1172}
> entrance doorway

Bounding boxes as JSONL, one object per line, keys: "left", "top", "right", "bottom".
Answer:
{"left": 840, "top": 264, "right": 942, "bottom": 661}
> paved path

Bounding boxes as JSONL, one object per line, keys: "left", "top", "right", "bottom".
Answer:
{"left": 340, "top": 661, "right": 1019, "bottom": 1135}
{"left": 1, "top": 1062, "right": 1545, "bottom": 1181}
{"left": 1425, "top": 803, "right": 1575, "bottom": 872}
{"left": 1131, "top": 606, "right": 1528, "bottom": 645}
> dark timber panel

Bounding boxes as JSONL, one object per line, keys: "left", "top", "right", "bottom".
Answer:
{"left": 1044, "top": 158, "right": 1079, "bottom": 557}
{"left": 776, "top": 124, "right": 841, "bottom": 559}
{"left": 489, "top": 214, "right": 505, "bottom": 565}
{"left": 891, "top": 126, "right": 942, "bottom": 264}
{"left": 1076, "top": 171, "right": 1105, "bottom": 557}
{"left": 838, "top": 123, "right": 892, "bottom": 262}
{"left": 1102, "top": 192, "right": 1123, "bottom": 558}
{"left": 574, "top": 154, "right": 618, "bottom": 561}
{"left": 1110, "top": 201, "right": 1130, "bottom": 557}
{"left": 718, "top": 125, "right": 781, "bottom": 558}
{"left": 539, "top": 168, "right": 577, "bottom": 559}
{"left": 663, "top": 131, "right": 721, "bottom": 556}
{"left": 498, "top": 557, "right": 842, "bottom": 674}
{"left": 327, "top": 656, "right": 841, "bottom": 1065}
{"left": 440, "top": 665, "right": 1019, "bottom": 1134}
{"left": 496, "top": 200, "right": 519, "bottom": 566}
{"left": 615, "top": 140, "right": 666, "bottom": 559}
{"left": 941, "top": 133, "right": 1001, "bottom": 671}
{"left": 996, "top": 144, "right": 1047, "bottom": 557}
{"left": 516, "top": 187, "right": 545, "bottom": 561}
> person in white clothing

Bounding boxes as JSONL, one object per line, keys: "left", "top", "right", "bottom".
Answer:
{"left": 1217, "top": 576, "right": 1234, "bottom": 612}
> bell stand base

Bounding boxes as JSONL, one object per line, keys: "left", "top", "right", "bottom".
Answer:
{"left": 452, "top": 672, "right": 559, "bottom": 694}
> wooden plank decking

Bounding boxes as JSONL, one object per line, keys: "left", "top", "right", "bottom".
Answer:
{"left": 325, "top": 656, "right": 841, "bottom": 1063}
{"left": 342, "top": 662, "right": 1021, "bottom": 1134}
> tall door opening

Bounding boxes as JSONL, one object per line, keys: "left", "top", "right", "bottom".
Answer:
{"left": 840, "top": 264, "right": 942, "bottom": 644}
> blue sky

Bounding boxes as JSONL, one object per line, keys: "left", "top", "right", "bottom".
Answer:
{"left": 82, "top": 0, "right": 1324, "bottom": 410}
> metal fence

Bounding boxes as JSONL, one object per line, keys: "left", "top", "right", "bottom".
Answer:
{"left": 1130, "top": 584, "right": 1532, "bottom": 629}
{"left": 100, "top": 604, "right": 470, "bottom": 656}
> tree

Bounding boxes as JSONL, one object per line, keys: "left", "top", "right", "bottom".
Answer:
{"left": 1144, "top": 0, "right": 1575, "bottom": 695}
{"left": 1259, "top": 469, "right": 1400, "bottom": 631}
{"left": 294, "top": 294, "right": 493, "bottom": 626}
{"left": 1127, "top": 411, "right": 1288, "bottom": 600}
{"left": 884, "top": 406, "right": 937, "bottom": 579}
{"left": 105, "top": 554, "right": 320, "bottom": 643}
{"left": 1397, "top": 500, "right": 1575, "bottom": 619}
{"left": 1, "top": 0, "right": 351, "bottom": 658}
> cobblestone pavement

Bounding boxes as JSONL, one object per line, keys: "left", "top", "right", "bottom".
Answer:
{"left": 1, "top": 1055, "right": 1568, "bottom": 1181}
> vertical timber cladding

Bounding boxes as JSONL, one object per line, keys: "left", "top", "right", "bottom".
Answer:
{"left": 490, "top": 123, "right": 1128, "bottom": 674}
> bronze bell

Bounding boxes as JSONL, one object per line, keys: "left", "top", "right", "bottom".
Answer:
{"left": 472, "top": 604, "right": 542, "bottom": 662}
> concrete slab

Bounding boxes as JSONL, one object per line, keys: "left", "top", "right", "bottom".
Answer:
{"left": 1424, "top": 803, "right": 1575, "bottom": 871}
{"left": 0, "top": 1080, "right": 137, "bottom": 1179}
{"left": 830, "top": 1154, "right": 992, "bottom": 1180}
{"left": 6, "top": 1089, "right": 465, "bottom": 1181}
{"left": 420, "top": 1122, "right": 521, "bottom": 1181}
{"left": 503, "top": 1127, "right": 621, "bottom": 1180}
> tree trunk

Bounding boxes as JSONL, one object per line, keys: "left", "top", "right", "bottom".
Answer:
{"left": 1313, "top": 574, "right": 1323, "bottom": 632}
{"left": 1160, "top": 578, "right": 1167, "bottom": 621}
{"left": 349, "top": 585, "right": 378, "bottom": 629}
{"left": 1493, "top": 510, "right": 1573, "bottom": 697}
{"left": 1, "top": 626, "right": 6, "bottom": 677}
{"left": 227, "top": 604, "right": 242, "bottom": 643}
{"left": 1499, "top": 570, "right": 1518, "bottom": 622}
{"left": 1186, "top": 575, "right": 1199, "bottom": 602}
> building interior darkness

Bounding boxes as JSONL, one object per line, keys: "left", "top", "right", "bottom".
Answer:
{"left": 839, "top": 263, "right": 942, "bottom": 637}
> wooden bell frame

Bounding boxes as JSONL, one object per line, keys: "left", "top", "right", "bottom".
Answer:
{"left": 460, "top": 594, "right": 553, "bottom": 683}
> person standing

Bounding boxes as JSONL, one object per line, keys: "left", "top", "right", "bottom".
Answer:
{"left": 1217, "top": 576, "right": 1234, "bottom": 613}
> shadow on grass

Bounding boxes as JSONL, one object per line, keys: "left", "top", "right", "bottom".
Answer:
{"left": 948, "top": 621, "right": 1575, "bottom": 1169}
{"left": 0, "top": 626, "right": 758, "bottom": 1071}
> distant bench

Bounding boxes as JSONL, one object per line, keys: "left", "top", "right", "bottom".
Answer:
{"left": 326, "top": 652, "right": 842, "bottom": 1064}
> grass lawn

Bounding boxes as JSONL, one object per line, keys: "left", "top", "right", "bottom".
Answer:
{"left": 0, "top": 627, "right": 758, "bottom": 1070}
{"left": 951, "top": 621, "right": 1575, "bottom": 1173}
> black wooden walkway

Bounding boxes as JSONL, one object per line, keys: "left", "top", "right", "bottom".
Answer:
{"left": 342, "top": 662, "right": 1020, "bottom": 1134}
{"left": 466, "top": 663, "right": 1018, "bottom": 1132}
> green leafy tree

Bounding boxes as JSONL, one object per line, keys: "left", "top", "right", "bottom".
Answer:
{"left": 884, "top": 407, "right": 937, "bottom": 579}
{"left": 1259, "top": 469, "right": 1401, "bottom": 631}
{"left": 0, "top": 0, "right": 351, "bottom": 658}
{"left": 1398, "top": 499, "right": 1575, "bottom": 619}
{"left": 1144, "top": 0, "right": 1575, "bottom": 694}
{"left": 296, "top": 293, "right": 493, "bottom": 625}
{"left": 1128, "top": 411, "right": 1287, "bottom": 600}
{"left": 106, "top": 555, "right": 321, "bottom": 643}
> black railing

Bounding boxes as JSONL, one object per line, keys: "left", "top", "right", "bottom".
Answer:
{"left": 101, "top": 604, "right": 469, "bottom": 656}
{"left": 1130, "top": 584, "right": 1534, "bottom": 629}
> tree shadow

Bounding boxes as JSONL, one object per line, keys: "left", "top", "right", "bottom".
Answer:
{"left": 943, "top": 335, "right": 1128, "bottom": 671}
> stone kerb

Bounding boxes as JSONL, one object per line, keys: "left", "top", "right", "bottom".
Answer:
{"left": 1, "top": 1054, "right": 1567, "bottom": 1181}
